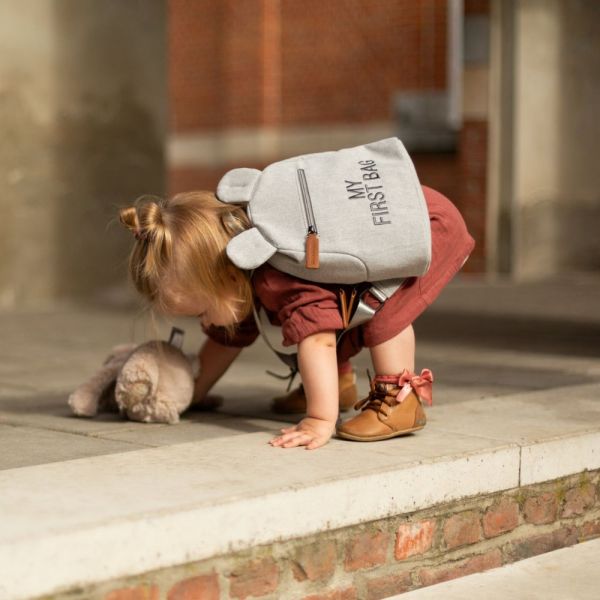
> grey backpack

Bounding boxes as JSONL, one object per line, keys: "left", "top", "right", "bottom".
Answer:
{"left": 216, "top": 136, "right": 431, "bottom": 291}
{"left": 215, "top": 137, "right": 432, "bottom": 385}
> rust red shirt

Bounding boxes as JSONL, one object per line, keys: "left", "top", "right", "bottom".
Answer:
{"left": 202, "top": 185, "right": 475, "bottom": 363}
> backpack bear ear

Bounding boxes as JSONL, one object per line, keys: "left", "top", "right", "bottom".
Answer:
{"left": 226, "top": 227, "right": 277, "bottom": 269}
{"left": 216, "top": 168, "right": 261, "bottom": 205}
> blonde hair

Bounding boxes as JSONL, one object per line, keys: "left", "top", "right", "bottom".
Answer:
{"left": 118, "top": 190, "right": 254, "bottom": 336}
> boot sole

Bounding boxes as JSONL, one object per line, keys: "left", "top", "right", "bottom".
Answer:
{"left": 335, "top": 424, "right": 425, "bottom": 442}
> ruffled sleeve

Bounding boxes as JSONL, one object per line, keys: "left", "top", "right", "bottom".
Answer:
{"left": 252, "top": 264, "right": 344, "bottom": 346}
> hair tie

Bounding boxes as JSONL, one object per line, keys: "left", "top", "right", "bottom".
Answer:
{"left": 134, "top": 228, "right": 147, "bottom": 241}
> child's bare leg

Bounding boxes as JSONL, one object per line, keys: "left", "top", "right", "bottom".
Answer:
{"left": 369, "top": 324, "right": 415, "bottom": 375}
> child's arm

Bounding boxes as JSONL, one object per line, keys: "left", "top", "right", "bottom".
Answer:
{"left": 269, "top": 330, "right": 338, "bottom": 450}
{"left": 193, "top": 337, "right": 244, "bottom": 402}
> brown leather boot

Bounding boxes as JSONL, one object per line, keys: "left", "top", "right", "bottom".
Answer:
{"left": 271, "top": 370, "right": 358, "bottom": 414}
{"left": 336, "top": 369, "right": 433, "bottom": 441}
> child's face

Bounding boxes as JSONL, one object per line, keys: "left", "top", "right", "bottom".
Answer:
{"left": 159, "top": 284, "right": 238, "bottom": 328}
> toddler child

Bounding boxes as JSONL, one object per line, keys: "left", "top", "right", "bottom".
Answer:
{"left": 119, "top": 184, "right": 474, "bottom": 450}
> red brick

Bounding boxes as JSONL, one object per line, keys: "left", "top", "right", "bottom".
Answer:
{"left": 395, "top": 520, "right": 436, "bottom": 560}
{"left": 169, "top": 0, "right": 449, "bottom": 129}
{"left": 365, "top": 572, "right": 413, "bottom": 600}
{"left": 104, "top": 586, "right": 159, "bottom": 600}
{"left": 302, "top": 586, "right": 358, "bottom": 600}
{"left": 291, "top": 539, "right": 337, "bottom": 582}
{"left": 482, "top": 498, "right": 519, "bottom": 538}
{"left": 504, "top": 526, "right": 579, "bottom": 562}
{"left": 561, "top": 484, "right": 596, "bottom": 518}
{"left": 167, "top": 573, "right": 219, "bottom": 600}
{"left": 523, "top": 492, "right": 558, "bottom": 525}
{"left": 344, "top": 530, "right": 389, "bottom": 571}
{"left": 228, "top": 557, "right": 279, "bottom": 599}
{"left": 418, "top": 549, "right": 502, "bottom": 587}
{"left": 443, "top": 511, "right": 482, "bottom": 549}
{"left": 580, "top": 518, "right": 600, "bottom": 540}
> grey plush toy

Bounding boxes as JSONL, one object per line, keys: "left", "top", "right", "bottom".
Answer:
{"left": 68, "top": 328, "right": 194, "bottom": 424}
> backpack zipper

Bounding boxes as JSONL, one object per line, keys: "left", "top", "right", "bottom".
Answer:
{"left": 297, "top": 168, "right": 320, "bottom": 269}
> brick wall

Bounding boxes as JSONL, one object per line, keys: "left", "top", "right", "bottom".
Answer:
{"left": 168, "top": 0, "right": 264, "bottom": 131}
{"left": 56, "top": 469, "right": 600, "bottom": 600}
{"left": 167, "top": 0, "right": 489, "bottom": 272}
{"left": 278, "top": 0, "right": 447, "bottom": 125}
{"left": 169, "top": 0, "right": 447, "bottom": 131}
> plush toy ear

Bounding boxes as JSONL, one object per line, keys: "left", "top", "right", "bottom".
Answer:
{"left": 226, "top": 227, "right": 277, "bottom": 269}
{"left": 216, "top": 168, "right": 261, "bottom": 205}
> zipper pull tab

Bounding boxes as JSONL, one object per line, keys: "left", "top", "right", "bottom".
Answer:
{"left": 305, "top": 227, "right": 320, "bottom": 269}
{"left": 339, "top": 288, "right": 348, "bottom": 328}
{"left": 346, "top": 288, "right": 358, "bottom": 324}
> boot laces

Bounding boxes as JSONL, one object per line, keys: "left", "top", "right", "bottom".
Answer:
{"left": 353, "top": 368, "right": 434, "bottom": 412}
{"left": 353, "top": 371, "right": 399, "bottom": 414}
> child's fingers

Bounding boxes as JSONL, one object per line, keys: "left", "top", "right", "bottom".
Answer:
{"left": 270, "top": 431, "right": 303, "bottom": 446}
{"left": 282, "top": 432, "right": 313, "bottom": 448}
{"left": 269, "top": 434, "right": 288, "bottom": 445}
{"left": 272, "top": 427, "right": 299, "bottom": 439}
{"left": 281, "top": 431, "right": 308, "bottom": 444}
{"left": 283, "top": 431, "right": 312, "bottom": 446}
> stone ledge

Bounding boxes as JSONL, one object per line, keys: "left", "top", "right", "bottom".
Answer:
{"left": 0, "top": 382, "right": 599, "bottom": 600}
{"left": 24, "top": 470, "right": 600, "bottom": 600}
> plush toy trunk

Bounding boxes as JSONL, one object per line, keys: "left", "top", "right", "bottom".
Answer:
{"left": 217, "top": 137, "right": 432, "bottom": 285}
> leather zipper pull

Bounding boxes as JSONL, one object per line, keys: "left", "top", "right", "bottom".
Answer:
{"left": 305, "top": 228, "right": 320, "bottom": 269}
{"left": 346, "top": 288, "right": 358, "bottom": 324}
{"left": 339, "top": 288, "right": 348, "bottom": 328}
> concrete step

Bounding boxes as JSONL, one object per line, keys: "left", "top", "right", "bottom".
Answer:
{"left": 391, "top": 536, "right": 600, "bottom": 599}
{"left": 1, "top": 381, "right": 599, "bottom": 599}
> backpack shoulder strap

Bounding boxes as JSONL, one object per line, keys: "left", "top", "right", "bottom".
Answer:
{"left": 345, "top": 278, "right": 405, "bottom": 329}
{"left": 370, "top": 278, "right": 405, "bottom": 300}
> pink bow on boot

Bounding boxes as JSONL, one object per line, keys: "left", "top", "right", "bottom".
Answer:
{"left": 398, "top": 368, "right": 434, "bottom": 406}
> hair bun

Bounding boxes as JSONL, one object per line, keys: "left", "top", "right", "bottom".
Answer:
{"left": 119, "top": 206, "right": 140, "bottom": 238}
{"left": 119, "top": 198, "right": 167, "bottom": 244}
{"left": 138, "top": 200, "right": 165, "bottom": 241}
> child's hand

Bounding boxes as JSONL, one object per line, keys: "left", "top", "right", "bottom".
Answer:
{"left": 190, "top": 373, "right": 223, "bottom": 410}
{"left": 192, "top": 378, "right": 207, "bottom": 404}
{"left": 269, "top": 416, "right": 336, "bottom": 450}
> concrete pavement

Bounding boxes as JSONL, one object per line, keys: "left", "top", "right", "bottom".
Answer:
{"left": 0, "top": 273, "right": 599, "bottom": 599}
{"left": 1, "top": 273, "right": 599, "bottom": 469}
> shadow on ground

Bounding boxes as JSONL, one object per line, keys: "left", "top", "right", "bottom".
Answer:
{"left": 417, "top": 311, "right": 600, "bottom": 358}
